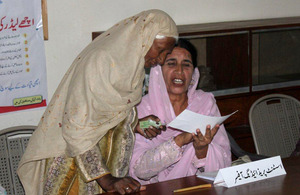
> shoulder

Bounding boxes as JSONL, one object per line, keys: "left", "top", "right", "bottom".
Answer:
{"left": 188, "top": 90, "right": 219, "bottom": 115}
{"left": 136, "top": 94, "right": 151, "bottom": 117}
{"left": 138, "top": 94, "right": 151, "bottom": 107}
{"left": 193, "top": 89, "right": 216, "bottom": 103}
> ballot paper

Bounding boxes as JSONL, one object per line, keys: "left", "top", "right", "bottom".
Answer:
{"left": 167, "top": 110, "right": 238, "bottom": 135}
{"left": 197, "top": 156, "right": 286, "bottom": 188}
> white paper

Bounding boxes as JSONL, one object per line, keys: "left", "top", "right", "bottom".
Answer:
{"left": 167, "top": 110, "right": 238, "bottom": 135}
{"left": 213, "top": 156, "right": 286, "bottom": 188}
{"left": 197, "top": 171, "right": 218, "bottom": 181}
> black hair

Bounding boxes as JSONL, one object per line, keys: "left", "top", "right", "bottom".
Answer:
{"left": 176, "top": 38, "right": 198, "bottom": 68}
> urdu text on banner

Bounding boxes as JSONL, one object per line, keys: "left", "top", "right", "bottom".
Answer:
{"left": 0, "top": 0, "right": 47, "bottom": 114}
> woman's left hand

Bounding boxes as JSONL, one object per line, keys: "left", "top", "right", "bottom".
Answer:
{"left": 192, "top": 124, "right": 219, "bottom": 159}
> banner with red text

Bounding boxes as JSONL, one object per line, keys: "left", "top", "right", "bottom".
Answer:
{"left": 0, "top": 0, "right": 47, "bottom": 114}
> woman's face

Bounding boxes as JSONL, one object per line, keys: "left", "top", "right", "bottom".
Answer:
{"left": 144, "top": 37, "right": 176, "bottom": 68}
{"left": 162, "top": 47, "right": 194, "bottom": 96}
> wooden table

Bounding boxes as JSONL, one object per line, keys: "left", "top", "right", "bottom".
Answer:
{"left": 103, "top": 156, "right": 300, "bottom": 195}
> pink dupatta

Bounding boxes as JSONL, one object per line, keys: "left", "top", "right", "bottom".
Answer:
{"left": 129, "top": 66, "right": 231, "bottom": 184}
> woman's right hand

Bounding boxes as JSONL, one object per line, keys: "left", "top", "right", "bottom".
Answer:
{"left": 174, "top": 132, "right": 193, "bottom": 147}
{"left": 96, "top": 174, "right": 145, "bottom": 194}
{"left": 135, "top": 115, "right": 166, "bottom": 139}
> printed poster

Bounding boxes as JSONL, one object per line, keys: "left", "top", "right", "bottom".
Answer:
{"left": 0, "top": 0, "right": 47, "bottom": 114}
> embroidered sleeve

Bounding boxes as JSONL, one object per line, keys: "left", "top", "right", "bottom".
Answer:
{"left": 75, "top": 145, "right": 110, "bottom": 182}
{"left": 133, "top": 137, "right": 183, "bottom": 180}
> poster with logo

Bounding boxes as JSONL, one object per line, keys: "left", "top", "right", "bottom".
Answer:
{"left": 0, "top": 0, "right": 47, "bottom": 114}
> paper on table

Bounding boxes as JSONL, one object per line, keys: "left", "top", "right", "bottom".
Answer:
{"left": 167, "top": 110, "right": 238, "bottom": 135}
{"left": 197, "top": 171, "right": 218, "bottom": 181}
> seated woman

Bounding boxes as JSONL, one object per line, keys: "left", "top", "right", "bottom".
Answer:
{"left": 129, "top": 39, "right": 231, "bottom": 184}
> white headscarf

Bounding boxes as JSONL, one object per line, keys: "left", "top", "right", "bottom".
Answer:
{"left": 18, "top": 9, "right": 177, "bottom": 191}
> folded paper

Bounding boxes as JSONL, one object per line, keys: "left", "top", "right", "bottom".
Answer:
{"left": 167, "top": 110, "right": 238, "bottom": 135}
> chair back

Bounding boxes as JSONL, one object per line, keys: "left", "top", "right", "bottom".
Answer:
{"left": 0, "top": 126, "right": 35, "bottom": 195}
{"left": 249, "top": 94, "right": 300, "bottom": 158}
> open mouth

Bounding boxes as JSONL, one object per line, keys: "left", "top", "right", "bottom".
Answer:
{"left": 173, "top": 78, "right": 184, "bottom": 84}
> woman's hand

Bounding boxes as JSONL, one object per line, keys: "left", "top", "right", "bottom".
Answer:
{"left": 135, "top": 115, "right": 166, "bottom": 139}
{"left": 192, "top": 124, "right": 219, "bottom": 159}
{"left": 174, "top": 132, "right": 193, "bottom": 147}
{"left": 96, "top": 174, "right": 145, "bottom": 194}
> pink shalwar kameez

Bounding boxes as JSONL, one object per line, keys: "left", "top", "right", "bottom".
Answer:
{"left": 129, "top": 65, "right": 231, "bottom": 184}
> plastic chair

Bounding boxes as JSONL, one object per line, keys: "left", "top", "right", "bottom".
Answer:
{"left": 0, "top": 126, "right": 35, "bottom": 195}
{"left": 249, "top": 94, "right": 300, "bottom": 158}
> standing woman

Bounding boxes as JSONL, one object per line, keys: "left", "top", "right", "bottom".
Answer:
{"left": 18, "top": 9, "right": 177, "bottom": 195}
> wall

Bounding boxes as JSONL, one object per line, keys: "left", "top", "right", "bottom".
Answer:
{"left": 1, "top": 0, "right": 300, "bottom": 130}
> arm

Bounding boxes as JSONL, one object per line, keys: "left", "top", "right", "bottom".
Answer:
{"left": 205, "top": 101, "right": 232, "bottom": 171}
{"left": 133, "top": 138, "right": 183, "bottom": 180}
{"left": 76, "top": 145, "right": 142, "bottom": 194}
{"left": 204, "top": 123, "right": 232, "bottom": 172}
{"left": 189, "top": 92, "right": 231, "bottom": 171}
{"left": 75, "top": 146, "right": 110, "bottom": 182}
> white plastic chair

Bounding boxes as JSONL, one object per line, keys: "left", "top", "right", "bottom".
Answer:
{"left": 249, "top": 94, "right": 300, "bottom": 158}
{"left": 0, "top": 126, "right": 35, "bottom": 195}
